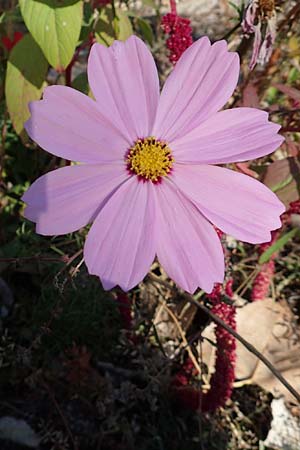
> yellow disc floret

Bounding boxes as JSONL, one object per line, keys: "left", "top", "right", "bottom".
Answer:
{"left": 126, "top": 137, "right": 174, "bottom": 183}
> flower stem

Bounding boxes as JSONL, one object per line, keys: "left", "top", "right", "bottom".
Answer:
{"left": 170, "top": 0, "right": 177, "bottom": 14}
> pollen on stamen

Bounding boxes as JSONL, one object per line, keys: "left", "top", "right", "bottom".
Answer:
{"left": 126, "top": 137, "right": 174, "bottom": 183}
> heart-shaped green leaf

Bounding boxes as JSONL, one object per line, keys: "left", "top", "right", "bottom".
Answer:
{"left": 5, "top": 33, "right": 48, "bottom": 142}
{"left": 19, "top": 0, "right": 83, "bottom": 71}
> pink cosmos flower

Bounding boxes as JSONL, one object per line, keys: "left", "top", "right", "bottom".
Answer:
{"left": 22, "top": 36, "right": 284, "bottom": 294}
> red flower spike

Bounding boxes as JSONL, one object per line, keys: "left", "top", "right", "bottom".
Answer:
{"left": 225, "top": 278, "right": 234, "bottom": 298}
{"left": 251, "top": 260, "right": 275, "bottom": 301}
{"left": 288, "top": 200, "right": 300, "bottom": 215}
{"left": 203, "top": 282, "right": 236, "bottom": 412}
{"left": 172, "top": 282, "right": 236, "bottom": 413}
{"left": 251, "top": 230, "right": 278, "bottom": 301}
{"left": 161, "top": 13, "right": 193, "bottom": 64}
{"left": 252, "top": 199, "right": 300, "bottom": 302}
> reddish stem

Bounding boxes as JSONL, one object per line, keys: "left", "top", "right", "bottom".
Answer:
{"left": 281, "top": 127, "right": 300, "bottom": 133}
{"left": 170, "top": 0, "right": 177, "bottom": 14}
{"left": 65, "top": 64, "right": 72, "bottom": 87}
{"left": 64, "top": 33, "right": 95, "bottom": 87}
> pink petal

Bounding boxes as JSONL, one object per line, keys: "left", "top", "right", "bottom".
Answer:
{"left": 171, "top": 108, "right": 284, "bottom": 164}
{"left": 155, "top": 181, "right": 224, "bottom": 293}
{"left": 88, "top": 36, "right": 160, "bottom": 141}
{"left": 25, "top": 86, "right": 130, "bottom": 163}
{"left": 172, "top": 164, "right": 285, "bottom": 244}
{"left": 22, "top": 164, "right": 128, "bottom": 235}
{"left": 84, "top": 177, "right": 156, "bottom": 291}
{"left": 152, "top": 37, "right": 239, "bottom": 142}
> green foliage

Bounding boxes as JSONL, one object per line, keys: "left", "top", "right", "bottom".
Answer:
{"left": 5, "top": 34, "right": 48, "bottom": 142}
{"left": 72, "top": 71, "right": 89, "bottom": 94}
{"left": 95, "top": 5, "right": 133, "bottom": 46}
{"left": 19, "top": 0, "right": 83, "bottom": 71}
{"left": 30, "top": 278, "right": 121, "bottom": 359}
{"left": 259, "top": 228, "right": 300, "bottom": 264}
{"left": 136, "top": 17, "right": 153, "bottom": 46}
{"left": 79, "top": 1, "right": 94, "bottom": 43}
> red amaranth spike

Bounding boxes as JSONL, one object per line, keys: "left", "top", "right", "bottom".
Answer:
{"left": 161, "top": 13, "right": 193, "bottom": 64}
{"left": 251, "top": 260, "right": 275, "bottom": 301}
{"left": 203, "top": 281, "right": 236, "bottom": 411}
{"left": 252, "top": 199, "right": 300, "bottom": 302}
{"left": 172, "top": 281, "right": 236, "bottom": 412}
{"left": 251, "top": 230, "right": 279, "bottom": 301}
{"left": 288, "top": 199, "right": 300, "bottom": 215}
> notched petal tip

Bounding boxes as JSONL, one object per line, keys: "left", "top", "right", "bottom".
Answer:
{"left": 99, "top": 274, "right": 138, "bottom": 293}
{"left": 156, "top": 181, "right": 225, "bottom": 295}
{"left": 276, "top": 132, "right": 285, "bottom": 146}
{"left": 24, "top": 99, "right": 42, "bottom": 137}
{"left": 100, "top": 277, "right": 117, "bottom": 292}
{"left": 21, "top": 190, "right": 29, "bottom": 204}
{"left": 124, "top": 34, "right": 145, "bottom": 45}
{"left": 89, "top": 35, "right": 147, "bottom": 57}
{"left": 212, "top": 38, "right": 240, "bottom": 65}
{"left": 84, "top": 178, "right": 156, "bottom": 295}
{"left": 198, "top": 35, "right": 211, "bottom": 46}
{"left": 232, "top": 50, "right": 240, "bottom": 66}
{"left": 22, "top": 204, "right": 33, "bottom": 222}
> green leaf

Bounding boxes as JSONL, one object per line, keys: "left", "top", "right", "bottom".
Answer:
{"left": 5, "top": 33, "right": 48, "bottom": 142}
{"left": 117, "top": 10, "right": 133, "bottom": 41}
{"left": 94, "top": 5, "right": 115, "bottom": 46}
{"left": 19, "top": 0, "right": 83, "bottom": 71}
{"left": 78, "top": 1, "right": 94, "bottom": 44}
{"left": 95, "top": 5, "right": 133, "bottom": 46}
{"left": 137, "top": 17, "right": 153, "bottom": 46}
{"left": 72, "top": 72, "right": 88, "bottom": 94}
{"left": 259, "top": 228, "right": 300, "bottom": 265}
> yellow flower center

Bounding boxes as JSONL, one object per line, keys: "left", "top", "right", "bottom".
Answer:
{"left": 126, "top": 137, "right": 174, "bottom": 182}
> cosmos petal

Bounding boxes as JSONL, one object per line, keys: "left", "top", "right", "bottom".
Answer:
{"left": 22, "top": 164, "right": 128, "bottom": 235}
{"left": 172, "top": 164, "right": 285, "bottom": 244}
{"left": 155, "top": 181, "right": 224, "bottom": 294}
{"left": 84, "top": 177, "right": 156, "bottom": 291}
{"left": 153, "top": 37, "right": 239, "bottom": 142}
{"left": 88, "top": 36, "right": 160, "bottom": 141}
{"left": 171, "top": 108, "right": 284, "bottom": 164}
{"left": 25, "top": 86, "right": 130, "bottom": 163}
